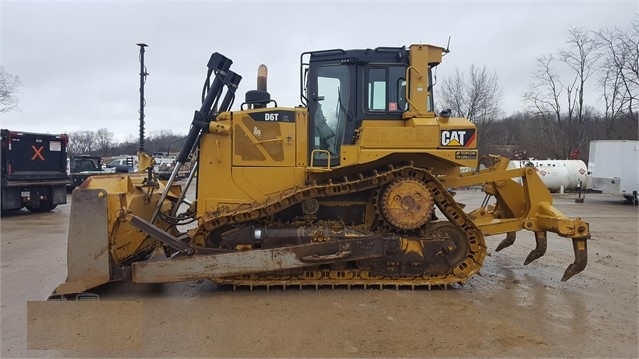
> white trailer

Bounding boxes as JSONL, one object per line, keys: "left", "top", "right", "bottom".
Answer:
{"left": 587, "top": 140, "right": 639, "bottom": 204}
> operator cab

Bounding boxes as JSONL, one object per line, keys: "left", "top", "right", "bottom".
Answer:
{"left": 301, "top": 46, "right": 438, "bottom": 167}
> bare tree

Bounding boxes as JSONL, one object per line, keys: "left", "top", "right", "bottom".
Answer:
{"left": 94, "top": 128, "right": 115, "bottom": 156}
{"left": 145, "top": 130, "right": 183, "bottom": 154}
{"left": 523, "top": 28, "right": 603, "bottom": 159}
{"left": 521, "top": 55, "right": 571, "bottom": 157}
{"left": 601, "top": 56, "right": 628, "bottom": 137}
{"left": 597, "top": 16, "right": 639, "bottom": 125}
{"left": 437, "top": 64, "right": 504, "bottom": 155}
{"left": 523, "top": 55, "right": 563, "bottom": 126}
{"left": 0, "top": 66, "right": 21, "bottom": 113}
{"left": 67, "top": 130, "right": 96, "bottom": 155}
{"left": 438, "top": 64, "right": 504, "bottom": 125}
{"left": 560, "top": 27, "right": 603, "bottom": 124}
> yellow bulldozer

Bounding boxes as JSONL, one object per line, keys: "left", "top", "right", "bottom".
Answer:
{"left": 51, "top": 44, "right": 590, "bottom": 297}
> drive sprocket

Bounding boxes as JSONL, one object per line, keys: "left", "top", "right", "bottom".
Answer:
{"left": 379, "top": 177, "right": 434, "bottom": 231}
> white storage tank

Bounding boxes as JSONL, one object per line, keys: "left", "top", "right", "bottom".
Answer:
{"left": 508, "top": 159, "right": 587, "bottom": 192}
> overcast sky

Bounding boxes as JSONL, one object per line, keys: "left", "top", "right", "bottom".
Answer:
{"left": 1, "top": 1, "right": 637, "bottom": 142}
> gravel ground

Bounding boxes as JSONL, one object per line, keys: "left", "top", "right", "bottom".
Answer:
{"left": 1, "top": 189, "right": 637, "bottom": 358}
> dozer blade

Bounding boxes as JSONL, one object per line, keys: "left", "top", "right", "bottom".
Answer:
{"left": 52, "top": 189, "right": 110, "bottom": 297}
{"left": 132, "top": 237, "right": 391, "bottom": 284}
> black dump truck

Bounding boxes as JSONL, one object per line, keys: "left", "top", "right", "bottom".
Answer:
{"left": 1, "top": 129, "right": 69, "bottom": 213}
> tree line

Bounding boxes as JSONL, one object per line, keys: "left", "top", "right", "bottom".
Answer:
{"left": 65, "top": 129, "right": 186, "bottom": 157}
{"left": 438, "top": 17, "right": 637, "bottom": 161}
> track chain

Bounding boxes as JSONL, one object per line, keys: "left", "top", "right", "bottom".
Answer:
{"left": 188, "top": 164, "right": 487, "bottom": 288}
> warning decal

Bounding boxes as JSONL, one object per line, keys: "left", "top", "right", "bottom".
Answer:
{"left": 455, "top": 150, "right": 477, "bottom": 160}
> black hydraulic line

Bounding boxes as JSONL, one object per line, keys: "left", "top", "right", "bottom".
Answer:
{"left": 176, "top": 53, "right": 232, "bottom": 164}
{"left": 137, "top": 43, "right": 148, "bottom": 153}
{"left": 218, "top": 70, "right": 242, "bottom": 112}
{"left": 151, "top": 52, "right": 237, "bottom": 224}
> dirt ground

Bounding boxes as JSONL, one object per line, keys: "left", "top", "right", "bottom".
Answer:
{"left": 1, "top": 188, "right": 638, "bottom": 358}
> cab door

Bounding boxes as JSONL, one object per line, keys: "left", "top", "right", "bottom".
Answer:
{"left": 307, "top": 63, "right": 354, "bottom": 167}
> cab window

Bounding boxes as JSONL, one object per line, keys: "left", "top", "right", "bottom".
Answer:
{"left": 365, "top": 66, "right": 406, "bottom": 113}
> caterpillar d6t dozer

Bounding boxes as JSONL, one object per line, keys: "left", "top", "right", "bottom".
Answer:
{"left": 52, "top": 44, "right": 590, "bottom": 297}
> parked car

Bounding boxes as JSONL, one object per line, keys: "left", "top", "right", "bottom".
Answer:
{"left": 105, "top": 157, "right": 138, "bottom": 173}
{"left": 154, "top": 156, "right": 177, "bottom": 180}
{"left": 67, "top": 155, "right": 106, "bottom": 191}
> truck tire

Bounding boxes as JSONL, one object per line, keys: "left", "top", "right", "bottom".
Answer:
{"left": 26, "top": 201, "right": 57, "bottom": 213}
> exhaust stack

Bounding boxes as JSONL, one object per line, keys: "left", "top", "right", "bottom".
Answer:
{"left": 244, "top": 64, "right": 272, "bottom": 108}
